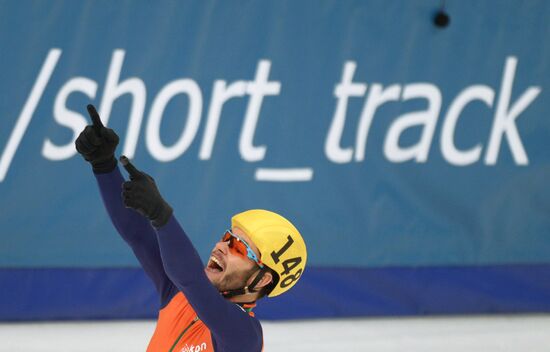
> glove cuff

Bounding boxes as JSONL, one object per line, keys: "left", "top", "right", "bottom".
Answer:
{"left": 92, "top": 157, "right": 118, "bottom": 174}
{"left": 151, "top": 202, "right": 174, "bottom": 229}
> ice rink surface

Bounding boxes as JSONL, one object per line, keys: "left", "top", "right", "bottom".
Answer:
{"left": 1, "top": 314, "right": 549, "bottom": 351}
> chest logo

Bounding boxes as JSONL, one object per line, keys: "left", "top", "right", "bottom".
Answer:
{"left": 180, "top": 342, "right": 207, "bottom": 352}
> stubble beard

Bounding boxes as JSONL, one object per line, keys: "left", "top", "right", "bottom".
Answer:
{"left": 209, "top": 267, "right": 258, "bottom": 293}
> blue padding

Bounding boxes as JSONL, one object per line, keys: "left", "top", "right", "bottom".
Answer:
{"left": 257, "top": 265, "right": 550, "bottom": 319}
{"left": 0, "top": 268, "right": 159, "bottom": 321}
{"left": 1, "top": 265, "right": 550, "bottom": 321}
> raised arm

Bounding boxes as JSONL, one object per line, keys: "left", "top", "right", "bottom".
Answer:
{"left": 119, "top": 157, "right": 263, "bottom": 351}
{"left": 94, "top": 167, "right": 176, "bottom": 305}
{"left": 76, "top": 105, "right": 176, "bottom": 306}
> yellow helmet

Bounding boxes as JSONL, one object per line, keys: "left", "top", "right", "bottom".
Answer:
{"left": 232, "top": 209, "right": 307, "bottom": 297}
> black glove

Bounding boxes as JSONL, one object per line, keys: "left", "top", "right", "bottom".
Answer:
{"left": 75, "top": 104, "right": 119, "bottom": 173}
{"left": 120, "top": 156, "right": 173, "bottom": 228}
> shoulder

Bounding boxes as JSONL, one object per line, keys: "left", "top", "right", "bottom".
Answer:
{"left": 240, "top": 325, "right": 263, "bottom": 352}
{"left": 237, "top": 313, "right": 264, "bottom": 351}
{"left": 213, "top": 308, "right": 263, "bottom": 352}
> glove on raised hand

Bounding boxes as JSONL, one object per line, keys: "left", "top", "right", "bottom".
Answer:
{"left": 75, "top": 104, "right": 119, "bottom": 173}
{"left": 120, "top": 156, "right": 173, "bottom": 228}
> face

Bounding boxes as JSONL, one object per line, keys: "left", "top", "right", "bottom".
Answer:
{"left": 204, "top": 227, "right": 262, "bottom": 292}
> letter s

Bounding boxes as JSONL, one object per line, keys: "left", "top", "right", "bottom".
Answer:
{"left": 42, "top": 77, "right": 98, "bottom": 160}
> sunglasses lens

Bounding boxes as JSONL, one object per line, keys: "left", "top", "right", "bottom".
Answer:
{"left": 230, "top": 239, "right": 247, "bottom": 256}
{"left": 222, "top": 232, "right": 231, "bottom": 242}
{"left": 222, "top": 232, "right": 247, "bottom": 257}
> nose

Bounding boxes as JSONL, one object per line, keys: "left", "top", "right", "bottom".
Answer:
{"left": 214, "top": 240, "right": 229, "bottom": 255}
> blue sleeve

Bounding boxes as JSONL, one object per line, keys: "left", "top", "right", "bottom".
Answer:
{"left": 156, "top": 216, "right": 263, "bottom": 352}
{"left": 94, "top": 167, "right": 177, "bottom": 307}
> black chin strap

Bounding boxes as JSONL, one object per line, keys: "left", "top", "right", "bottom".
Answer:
{"left": 221, "top": 268, "right": 267, "bottom": 299}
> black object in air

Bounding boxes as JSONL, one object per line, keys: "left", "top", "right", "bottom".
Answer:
{"left": 434, "top": 10, "right": 450, "bottom": 28}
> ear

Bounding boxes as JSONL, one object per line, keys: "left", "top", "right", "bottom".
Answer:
{"left": 252, "top": 270, "right": 273, "bottom": 290}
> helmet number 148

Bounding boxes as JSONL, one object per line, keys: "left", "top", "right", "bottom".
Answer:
{"left": 270, "top": 235, "right": 303, "bottom": 288}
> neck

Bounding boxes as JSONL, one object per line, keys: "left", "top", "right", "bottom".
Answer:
{"left": 228, "top": 293, "right": 259, "bottom": 304}
{"left": 221, "top": 285, "right": 260, "bottom": 302}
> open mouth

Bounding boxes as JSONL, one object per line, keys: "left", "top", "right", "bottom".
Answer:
{"left": 207, "top": 256, "right": 225, "bottom": 273}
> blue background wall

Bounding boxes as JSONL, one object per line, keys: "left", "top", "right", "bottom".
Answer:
{"left": 0, "top": 0, "right": 549, "bottom": 320}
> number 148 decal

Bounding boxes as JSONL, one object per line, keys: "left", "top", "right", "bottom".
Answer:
{"left": 271, "top": 235, "right": 302, "bottom": 288}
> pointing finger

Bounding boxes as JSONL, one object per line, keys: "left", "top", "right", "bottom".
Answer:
{"left": 87, "top": 104, "right": 104, "bottom": 135}
{"left": 120, "top": 155, "right": 142, "bottom": 179}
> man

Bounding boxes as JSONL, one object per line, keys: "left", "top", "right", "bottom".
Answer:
{"left": 75, "top": 105, "right": 307, "bottom": 351}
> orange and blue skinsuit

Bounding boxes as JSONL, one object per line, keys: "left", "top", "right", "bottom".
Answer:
{"left": 95, "top": 167, "right": 263, "bottom": 351}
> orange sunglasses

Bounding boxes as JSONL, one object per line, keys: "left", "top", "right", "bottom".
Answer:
{"left": 222, "top": 230, "right": 264, "bottom": 268}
